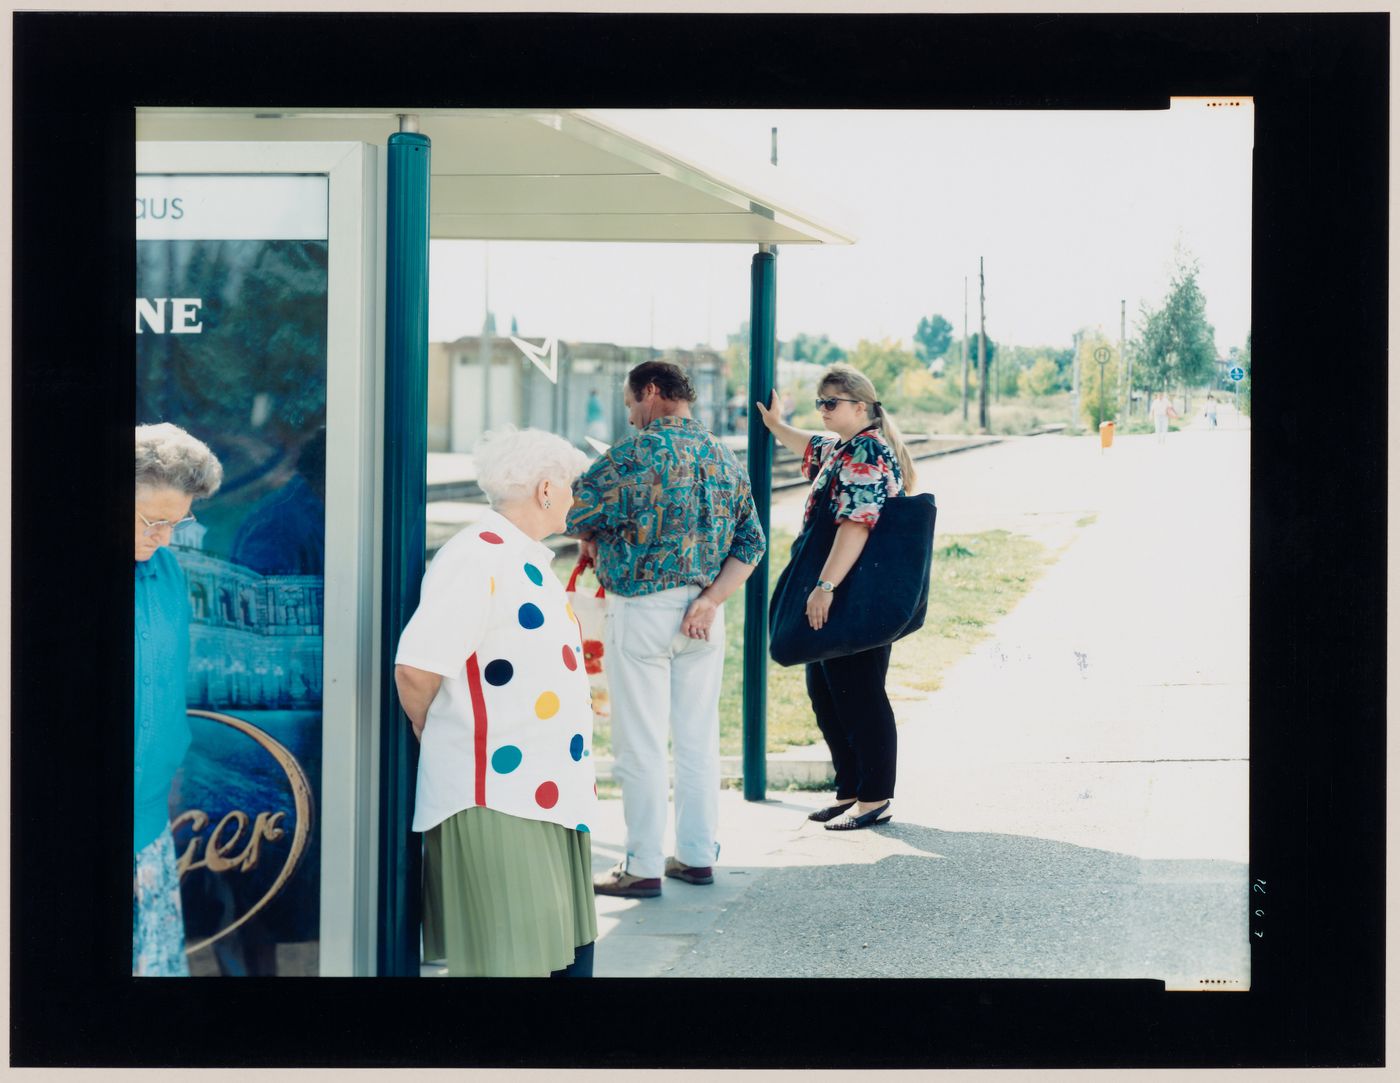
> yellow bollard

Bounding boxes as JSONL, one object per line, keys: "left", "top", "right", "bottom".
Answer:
{"left": 1099, "top": 420, "right": 1115, "bottom": 449}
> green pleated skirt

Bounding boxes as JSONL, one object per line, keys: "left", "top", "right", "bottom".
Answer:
{"left": 422, "top": 806, "right": 597, "bottom": 977}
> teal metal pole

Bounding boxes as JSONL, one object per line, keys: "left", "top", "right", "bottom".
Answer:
{"left": 378, "top": 127, "right": 430, "bottom": 976}
{"left": 742, "top": 246, "right": 776, "bottom": 801}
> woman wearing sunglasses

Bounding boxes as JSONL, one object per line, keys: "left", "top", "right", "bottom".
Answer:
{"left": 133, "top": 423, "right": 223, "bottom": 974}
{"left": 756, "top": 365, "right": 917, "bottom": 830}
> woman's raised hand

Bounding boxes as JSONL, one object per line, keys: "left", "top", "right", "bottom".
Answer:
{"left": 754, "top": 390, "right": 781, "bottom": 432}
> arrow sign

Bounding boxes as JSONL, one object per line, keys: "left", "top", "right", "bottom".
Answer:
{"left": 509, "top": 335, "right": 559, "bottom": 383}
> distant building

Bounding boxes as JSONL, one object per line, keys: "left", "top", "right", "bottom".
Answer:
{"left": 428, "top": 336, "right": 727, "bottom": 451}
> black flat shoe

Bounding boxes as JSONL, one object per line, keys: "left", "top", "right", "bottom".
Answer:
{"left": 806, "top": 800, "right": 857, "bottom": 823}
{"left": 824, "top": 801, "right": 892, "bottom": 831}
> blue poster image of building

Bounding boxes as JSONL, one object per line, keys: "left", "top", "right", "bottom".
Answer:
{"left": 138, "top": 220, "right": 329, "bottom": 976}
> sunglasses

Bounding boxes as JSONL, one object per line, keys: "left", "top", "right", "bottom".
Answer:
{"left": 814, "top": 396, "right": 863, "bottom": 411}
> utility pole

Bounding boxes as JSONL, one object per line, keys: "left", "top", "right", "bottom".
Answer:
{"left": 978, "top": 256, "right": 988, "bottom": 432}
{"left": 1120, "top": 299, "right": 1128, "bottom": 418}
{"left": 771, "top": 126, "right": 778, "bottom": 167}
{"left": 1070, "top": 328, "right": 1081, "bottom": 430}
{"left": 962, "top": 276, "right": 969, "bottom": 423}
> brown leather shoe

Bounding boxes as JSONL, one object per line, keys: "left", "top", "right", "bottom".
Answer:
{"left": 593, "top": 862, "right": 662, "bottom": 898}
{"left": 664, "top": 857, "right": 714, "bottom": 885}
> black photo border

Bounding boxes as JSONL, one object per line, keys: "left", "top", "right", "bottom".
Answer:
{"left": 10, "top": 9, "right": 1387, "bottom": 1069}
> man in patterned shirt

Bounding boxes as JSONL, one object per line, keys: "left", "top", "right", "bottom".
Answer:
{"left": 568, "top": 360, "right": 766, "bottom": 899}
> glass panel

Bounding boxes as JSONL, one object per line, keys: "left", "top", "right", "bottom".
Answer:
{"left": 136, "top": 174, "right": 329, "bottom": 975}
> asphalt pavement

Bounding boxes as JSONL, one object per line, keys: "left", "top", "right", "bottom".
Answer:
{"left": 589, "top": 406, "right": 1251, "bottom": 988}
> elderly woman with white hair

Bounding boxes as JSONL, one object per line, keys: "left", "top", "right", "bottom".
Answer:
{"left": 134, "top": 422, "right": 223, "bottom": 976}
{"left": 395, "top": 427, "right": 599, "bottom": 978}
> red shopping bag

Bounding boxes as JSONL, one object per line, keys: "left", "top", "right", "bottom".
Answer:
{"left": 565, "top": 557, "right": 609, "bottom": 722}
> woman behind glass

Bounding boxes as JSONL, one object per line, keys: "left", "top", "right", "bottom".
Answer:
{"left": 395, "top": 427, "right": 599, "bottom": 977}
{"left": 757, "top": 365, "right": 917, "bottom": 831}
{"left": 134, "top": 423, "right": 223, "bottom": 976}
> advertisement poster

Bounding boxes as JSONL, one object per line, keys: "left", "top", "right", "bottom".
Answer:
{"left": 136, "top": 174, "right": 329, "bottom": 975}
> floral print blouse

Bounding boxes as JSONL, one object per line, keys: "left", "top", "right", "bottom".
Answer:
{"left": 800, "top": 426, "right": 905, "bottom": 532}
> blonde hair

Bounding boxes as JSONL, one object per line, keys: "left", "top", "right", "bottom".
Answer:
{"left": 817, "top": 363, "right": 917, "bottom": 490}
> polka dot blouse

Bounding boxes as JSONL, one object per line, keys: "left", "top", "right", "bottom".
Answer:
{"left": 396, "top": 509, "right": 597, "bottom": 835}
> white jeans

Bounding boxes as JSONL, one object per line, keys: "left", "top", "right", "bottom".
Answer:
{"left": 604, "top": 585, "right": 725, "bottom": 879}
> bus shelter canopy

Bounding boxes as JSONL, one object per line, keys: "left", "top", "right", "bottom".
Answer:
{"left": 136, "top": 108, "right": 857, "bottom": 246}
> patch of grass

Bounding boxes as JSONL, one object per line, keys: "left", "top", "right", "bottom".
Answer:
{"left": 719, "top": 527, "right": 1049, "bottom": 754}
{"left": 1075, "top": 514, "right": 1098, "bottom": 528}
{"left": 900, "top": 395, "right": 1069, "bottom": 437}
{"left": 595, "top": 778, "right": 622, "bottom": 801}
{"left": 716, "top": 527, "right": 811, "bottom": 755}
{"left": 562, "top": 528, "right": 1050, "bottom": 759}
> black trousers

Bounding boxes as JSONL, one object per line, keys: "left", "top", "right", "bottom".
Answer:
{"left": 805, "top": 644, "right": 897, "bottom": 802}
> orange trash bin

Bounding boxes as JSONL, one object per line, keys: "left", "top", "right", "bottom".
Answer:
{"left": 1099, "top": 420, "right": 1115, "bottom": 448}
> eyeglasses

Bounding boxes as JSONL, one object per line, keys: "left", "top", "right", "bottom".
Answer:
{"left": 815, "top": 396, "right": 863, "bottom": 411}
{"left": 138, "top": 511, "right": 196, "bottom": 537}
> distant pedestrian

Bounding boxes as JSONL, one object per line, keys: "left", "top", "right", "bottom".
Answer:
{"left": 571, "top": 360, "right": 766, "bottom": 899}
{"left": 757, "top": 363, "right": 916, "bottom": 831}
{"left": 586, "top": 389, "right": 608, "bottom": 442}
{"left": 1204, "top": 395, "right": 1218, "bottom": 430}
{"left": 1149, "top": 392, "right": 1179, "bottom": 445}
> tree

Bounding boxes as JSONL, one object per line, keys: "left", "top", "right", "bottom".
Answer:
{"left": 1077, "top": 333, "right": 1121, "bottom": 428}
{"left": 1236, "top": 331, "right": 1252, "bottom": 416}
{"left": 1018, "top": 356, "right": 1060, "bottom": 398}
{"left": 913, "top": 314, "right": 953, "bottom": 363}
{"left": 1132, "top": 251, "right": 1218, "bottom": 397}
{"left": 846, "top": 338, "right": 922, "bottom": 399}
{"left": 946, "top": 333, "right": 997, "bottom": 370}
{"left": 790, "top": 332, "right": 847, "bottom": 369}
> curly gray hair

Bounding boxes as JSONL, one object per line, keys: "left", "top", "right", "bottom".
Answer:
{"left": 135, "top": 423, "right": 224, "bottom": 498}
{"left": 475, "top": 426, "right": 590, "bottom": 507}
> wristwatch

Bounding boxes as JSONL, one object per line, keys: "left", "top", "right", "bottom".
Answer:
{"left": 816, "top": 579, "right": 836, "bottom": 593}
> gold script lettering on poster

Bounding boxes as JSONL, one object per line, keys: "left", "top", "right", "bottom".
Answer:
{"left": 176, "top": 710, "right": 316, "bottom": 954}
{"left": 172, "top": 808, "right": 288, "bottom": 876}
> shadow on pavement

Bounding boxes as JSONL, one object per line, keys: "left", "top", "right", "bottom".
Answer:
{"left": 666, "top": 821, "right": 1249, "bottom": 986}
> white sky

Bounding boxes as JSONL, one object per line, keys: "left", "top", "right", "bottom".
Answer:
{"left": 428, "top": 101, "right": 1253, "bottom": 356}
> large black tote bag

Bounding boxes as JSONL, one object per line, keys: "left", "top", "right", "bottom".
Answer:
{"left": 768, "top": 480, "right": 937, "bottom": 667}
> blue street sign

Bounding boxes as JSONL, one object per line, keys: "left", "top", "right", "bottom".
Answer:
{"left": 1228, "top": 365, "right": 1245, "bottom": 382}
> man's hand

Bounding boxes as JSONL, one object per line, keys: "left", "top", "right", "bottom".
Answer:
{"left": 681, "top": 594, "right": 719, "bottom": 640}
{"left": 806, "top": 587, "right": 834, "bottom": 630}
